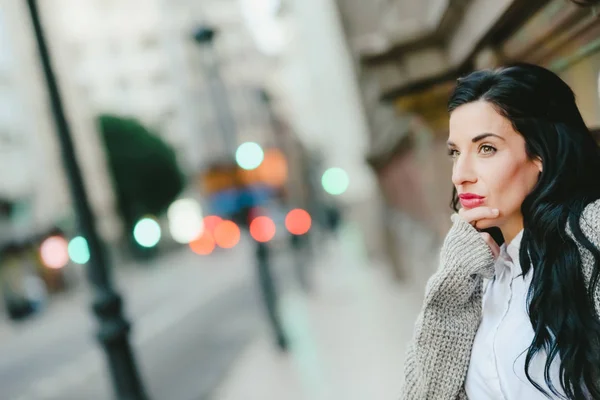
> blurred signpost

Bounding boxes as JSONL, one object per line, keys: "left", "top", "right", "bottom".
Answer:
{"left": 256, "top": 241, "right": 288, "bottom": 350}
{"left": 193, "top": 25, "right": 289, "bottom": 351}
{"left": 26, "top": 1, "right": 148, "bottom": 399}
{"left": 259, "top": 89, "right": 314, "bottom": 291}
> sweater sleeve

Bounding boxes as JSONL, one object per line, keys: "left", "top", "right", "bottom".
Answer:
{"left": 576, "top": 200, "right": 600, "bottom": 315}
{"left": 400, "top": 215, "right": 495, "bottom": 400}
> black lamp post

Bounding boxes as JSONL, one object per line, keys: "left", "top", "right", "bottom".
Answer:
{"left": 193, "top": 25, "right": 238, "bottom": 157}
{"left": 25, "top": 1, "right": 148, "bottom": 399}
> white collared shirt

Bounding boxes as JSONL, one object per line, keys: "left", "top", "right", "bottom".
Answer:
{"left": 465, "top": 230, "right": 566, "bottom": 399}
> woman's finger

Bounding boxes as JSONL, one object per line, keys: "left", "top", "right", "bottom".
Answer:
{"left": 458, "top": 207, "right": 500, "bottom": 226}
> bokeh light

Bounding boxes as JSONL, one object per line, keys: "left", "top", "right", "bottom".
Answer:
{"left": 258, "top": 148, "right": 288, "bottom": 187}
{"left": 285, "top": 209, "right": 312, "bottom": 235}
{"left": 168, "top": 199, "right": 204, "bottom": 244}
{"left": 250, "top": 216, "right": 276, "bottom": 243}
{"left": 68, "top": 236, "right": 90, "bottom": 265}
{"left": 189, "top": 231, "right": 216, "bottom": 255}
{"left": 133, "top": 217, "right": 162, "bottom": 248}
{"left": 40, "top": 236, "right": 69, "bottom": 269}
{"left": 213, "top": 220, "right": 241, "bottom": 249}
{"left": 236, "top": 142, "right": 264, "bottom": 170}
{"left": 321, "top": 167, "right": 349, "bottom": 196}
{"left": 203, "top": 215, "right": 223, "bottom": 233}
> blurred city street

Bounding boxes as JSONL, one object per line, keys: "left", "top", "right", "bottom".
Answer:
{"left": 1, "top": 236, "right": 263, "bottom": 400}
{"left": 213, "top": 225, "right": 422, "bottom": 400}
{"left": 0, "top": 226, "right": 422, "bottom": 400}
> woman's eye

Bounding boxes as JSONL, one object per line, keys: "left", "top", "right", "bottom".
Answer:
{"left": 447, "top": 149, "right": 459, "bottom": 159}
{"left": 480, "top": 145, "right": 496, "bottom": 155}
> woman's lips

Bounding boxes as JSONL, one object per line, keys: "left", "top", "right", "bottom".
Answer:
{"left": 458, "top": 194, "right": 485, "bottom": 209}
{"left": 459, "top": 198, "right": 485, "bottom": 208}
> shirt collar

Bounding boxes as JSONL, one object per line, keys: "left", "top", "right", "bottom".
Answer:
{"left": 496, "top": 229, "right": 524, "bottom": 279}
{"left": 506, "top": 229, "right": 523, "bottom": 263}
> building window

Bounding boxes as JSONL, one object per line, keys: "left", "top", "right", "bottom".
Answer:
{"left": 140, "top": 35, "right": 159, "bottom": 50}
{"left": 108, "top": 40, "right": 120, "bottom": 57}
{"left": 150, "top": 70, "right": 168, "bottom": 86}
{"left": 78, "top": 82, "right": 93, "bottom": 99}
{"left": 117, "top": 77, "right": 130, "bottom": 91}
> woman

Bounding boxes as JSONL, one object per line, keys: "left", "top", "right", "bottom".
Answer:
{"left": 401, "top": 64, "right": 600, "bottom": 399}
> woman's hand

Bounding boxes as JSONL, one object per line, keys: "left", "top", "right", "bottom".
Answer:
{"left": 458, "top": 207, "right": 501, "bottom": 259}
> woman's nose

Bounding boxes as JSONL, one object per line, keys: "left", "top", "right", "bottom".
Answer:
{"left": 451, "top": 155, "right": 477, "bottom": 186}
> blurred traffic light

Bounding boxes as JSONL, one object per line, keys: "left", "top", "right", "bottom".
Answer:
{"left": 235, "top": 142, "right": 264, "bottom": 170}
{"left": 214, "top": 220, "right": 241, "bottom": 248}
{"left": 40, "top": 236, "right": 69, "bottom": 269}
{"left": 203, "top": 215, "right": 223, "bottom": 232}
{"left": 189, "top": 231, "right": 216, "bottom": 255}
{"left": 68, "top": 236, "right": 90, "bottom": 265}
{"left": 133, "top": 217, "right": 162, "bottom": 248}
{"left": 250, "top": 216, "right": 276, "bottom": 243}
{"left": 285, "top": 209, "right": 311, "bottom": 235}
{"left": 322, "top": 167, "right": 349, "bottom": 195}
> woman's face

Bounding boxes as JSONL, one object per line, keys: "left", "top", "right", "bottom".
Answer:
{"left": 448, "top": 101, "right": 542, "bottom": 232}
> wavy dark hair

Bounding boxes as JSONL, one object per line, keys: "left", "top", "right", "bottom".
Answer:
{"left": 570, "top": 0, "right": 600, "bottom": 6}
{"left": 448, "top": 63, "right": 600, "bottom": 399}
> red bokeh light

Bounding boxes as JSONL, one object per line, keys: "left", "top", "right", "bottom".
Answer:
{"left": 40, "top": 236, "right": 69, "bottom": 269}
{"left": 285, "top": 209, "right": 312, "bottom": 235}
{"left": 189, "top": 231, "right": 215, "bottom": 255}
{"left": 203, "top": 215, "right": 223, "bottom": 233}
{"left": 213, "top": 220, "right": 241, "bottom": 249}
{"left": 250, "top": 216, "right": 276, "bottom": 243}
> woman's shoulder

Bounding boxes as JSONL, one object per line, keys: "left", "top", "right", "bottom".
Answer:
{"left": 580, "top": 199, "right": 600, "bottom": 241}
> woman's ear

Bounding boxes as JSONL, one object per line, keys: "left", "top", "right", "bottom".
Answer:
{"left": 535, "top": 157, "right": 543, "bottom": 173}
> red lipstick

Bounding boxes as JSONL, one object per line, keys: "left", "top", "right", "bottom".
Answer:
{"left": 458, "top": 193, "right": 485, "bottom": 208}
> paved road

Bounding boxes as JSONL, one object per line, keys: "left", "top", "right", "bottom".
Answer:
{"left": 0, "top": 236, "right": 300, "bottom": 400}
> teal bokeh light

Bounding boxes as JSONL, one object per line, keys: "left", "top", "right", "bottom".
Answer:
{"left": 68, "top": 236, "right": 90, "bottom": 265}
{"left": 235, "top": 142, "right": 264, "bottom": 170}
{"left": 133, "top": 218, "right": 162, "bottom": 248}
{"left": 321, "top": 167, "right": 349, "bottom": 196}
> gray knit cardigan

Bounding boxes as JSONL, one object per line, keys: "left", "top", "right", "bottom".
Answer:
{"left": 401, "top": 200, "right": 600, "bottom": 399}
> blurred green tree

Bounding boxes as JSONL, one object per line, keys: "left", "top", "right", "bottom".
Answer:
{"left": 97, "top": 114, "right": 185, "bottom": 241}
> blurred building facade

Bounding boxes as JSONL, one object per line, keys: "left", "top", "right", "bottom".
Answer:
{"left": 335, "top": 0, "right": 600, "bottom": 284}
{"left": 3, "top": 0, "right": 293, "bottom": 238}
{"left": 0, "top": 0, "right": 120, "bottom": 246}
{"left": 48, "top": 0, "right": 280, "bottom": 173}
{"left": 252, "top": 0, "right": 387, "bottom": 259}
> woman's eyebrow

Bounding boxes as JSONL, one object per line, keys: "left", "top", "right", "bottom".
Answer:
{"left": 447, "top": 132, "right": 505, "bottom": 147}
{"left": 471, "top": 132, "right": 505, "bottom": 142}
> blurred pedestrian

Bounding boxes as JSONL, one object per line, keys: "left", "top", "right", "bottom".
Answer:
{"left": 401, "top": 64, "right": 600, "bottom": 399}
{"left": 22, "top": 273, "right": 47, "bottom": 312}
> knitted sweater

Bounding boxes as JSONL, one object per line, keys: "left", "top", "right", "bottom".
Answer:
{"left": 401, "top": 200, "right": 600, "bottom": 400}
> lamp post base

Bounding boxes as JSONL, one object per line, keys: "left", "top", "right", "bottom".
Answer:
{"left": 92, "top": 291, "right": 148, "bottom": 400}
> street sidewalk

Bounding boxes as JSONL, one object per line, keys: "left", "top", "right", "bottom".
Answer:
{"left": 213, "top": 225, "right": 424, "bottom": 400}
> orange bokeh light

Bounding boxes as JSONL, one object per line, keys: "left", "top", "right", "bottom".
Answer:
{"left": 250, "top": 216, "right": 276, "bottom": 243}
{"left": 40, "top": 236, "right": 70, "bottom": 269}
{"left": 189, "top": 231, "right": 216, "bottom": 255}
{"left": 203, "top": 215, "right": 223, "bottom": 233}
{"left": 285, "top": 209, "right": 312, "bottom": 235}
{"left": 213, "top": 220, "right": 241, "bottom": 249}
{"left": 257, "top": 149, "right": 288, "bottom": 187}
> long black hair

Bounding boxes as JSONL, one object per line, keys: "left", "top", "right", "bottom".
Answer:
{"left": 448, "top": 63, "right": 600, "bottom": 399}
